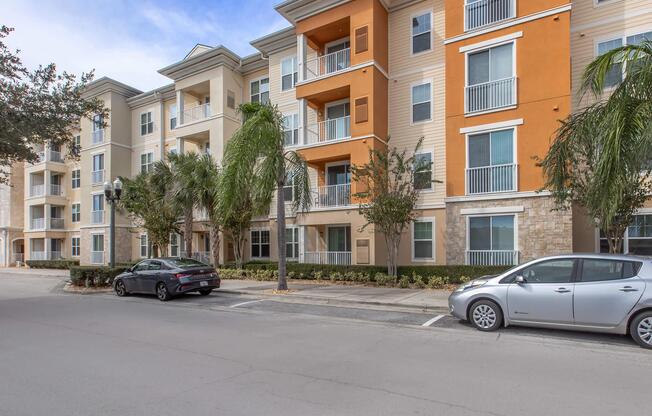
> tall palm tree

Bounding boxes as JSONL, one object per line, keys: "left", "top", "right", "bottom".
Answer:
{"left": 222, "top": 102, "right": 311, "bottom": 290}
{"left": 540, "top": 40, "right": 652, "bottom": 252}
{"left": 193, "top": 153, "right": 222, "bottom": 266}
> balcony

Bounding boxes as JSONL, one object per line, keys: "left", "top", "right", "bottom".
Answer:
{"left": 91, "top": 210, "right": 104, "bottom": 224}
{"left": 12, "top": 253, "right": 24, "bottom": 263}
{"left": 305, "top": 48, "right": 351, "bottom": 81}
{"left": 91, "top": 251, "right": 104, "bottom": 264}
{"left": 305, "top": 116, "right": 351, "bottom": 145}
{"left": 91, "top": 170, "right": 104, "bottom": 185}
{"left": 49, "top": 150, "right": 64, "bottom": 163}
{"left": 91, "top": 130, "right": 104, "bottom": 145}
{"left": 30, "top": 184, "right": 45, "bottom": 197}
{"left": 466, "top": 250, "right": 519, "bottom": 266}
{"left": 466, "top": 164, "right": 517, "bottom": 195}
{"left": 465, "top": 0, "right": 515, "bottom": 31}
{"left": 50, "top": 218, "right": 65, "bottom": 230}
{"left": 30, "top": 251, "right": 46, "bottom": 261}
{"left": 30, "top": 218, "right": 45, "bottom": 230}
{"left": 302, "top": 251, "right": 352, "bottom": 265}
{"left": 314, "top": 183, "right": 351, "bottom": 208}
{"left": 466, "top": 77, "right": 516, "bottom": 114}
{"left": 181, "top": 103, "right": 211, "bottom": 125}
{"left": 49, "top": 184, "right": 64, "bottom": 197}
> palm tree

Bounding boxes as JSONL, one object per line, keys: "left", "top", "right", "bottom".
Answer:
{"left": 221, "top": 102, "right": 311, "bottom": 290}
{"left": 540, "top": 40, "right": 652, "bottom": 252}
{"left": 193, "top": 153, "right": 222, "bottom": 266}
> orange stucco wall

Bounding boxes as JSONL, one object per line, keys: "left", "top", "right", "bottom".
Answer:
{"left": 445, "top": 11, "right": 571, "bottom": 197}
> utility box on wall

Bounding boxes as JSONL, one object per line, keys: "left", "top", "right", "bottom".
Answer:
{"left": 356, "top": 239, "right": 370, "bottom": 264}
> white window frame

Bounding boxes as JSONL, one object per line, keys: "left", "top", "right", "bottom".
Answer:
{"left": 140, "top": 152, "right": 154, "bottom": 174}
{"left": 411, "top": 217, "right": 436, "bottom": 262}
{"left": 71, "top": 236, "right": 81, "bottom": 257}
{"left": 169, "top": 104, "right": 177, "bottom": 130}
{"left": 91, "top": 233, "right": 105, "bottom": 264}
{"left": 594, "top": 29, "right": 652, "bottom": 90}
{"left": 250, "top": 77, "right": 270, "bottom": 104}
{"left": 411, "top": 10, "right": 433, "bottom": 56}
{"left": 282, "top": 113, "right": 299, "bottom": 147}
{"left": 411, "top": 80, "right": 433, "bottom": 125}
{"left": 250, "top": 228, "right": 270, "bottom": 259}
{"left": 414, "top": 150, "right": 434, "bottom": 192}
{"left": 594, "top": 0, "right": 622, "bottom": 7}
{"left": 71, "top": 169, "right": 80, "bottom": 189}
{"left": 91, "top": 192, "right": 104, "bottom": 212}
{"left": 140, "top": 111, "right": 154, "bottom": 136}
{"left": 170, "top": 233, "right": 180, "bottom": 257}
{"left": 285, "top": 226, "right": 299, "bottom": 260}
{"left": 140, "top": 233, "right": 149, "bottom": 258}
{"left": 464, "top": 126, "right": 518, "bottom": 191}
{"left": 465, "top": 213, "right": 518, "bottom": 254}
{"left": 280, "top": 55, "right": 298, "bottom": 92}
{"left": 71, "top": 203, "right": 81, "bottom": 223}
{"left": 595, "top": 209, "right": 652, "bottom": 254}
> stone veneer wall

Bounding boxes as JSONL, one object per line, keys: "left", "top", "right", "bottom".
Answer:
{"left": 80, "top": 226, "right": 133, "bottom": 265}
{"left": 446, "top": 195, "right": 573, "bottom": 265}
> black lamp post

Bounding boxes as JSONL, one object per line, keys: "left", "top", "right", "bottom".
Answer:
{"left": 104, "top": 178, "right": 122, "bottom": 268}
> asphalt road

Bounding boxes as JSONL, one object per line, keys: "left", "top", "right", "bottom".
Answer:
{"left": 0, "top": 273, "right": 650, "bottom": 416}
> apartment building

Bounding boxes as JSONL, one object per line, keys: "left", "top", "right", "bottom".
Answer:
{"left": 3, "top": 0, "right": 650, "bottom": 267}
{"left": 0, "top": 163, "right": 25, "bottom": 266}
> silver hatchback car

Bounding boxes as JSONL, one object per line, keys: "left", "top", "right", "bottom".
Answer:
{"left": 448, "top": 254, "right": 652, "bottom": 349}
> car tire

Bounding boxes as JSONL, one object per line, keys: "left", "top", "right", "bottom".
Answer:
{"left": 629, "top": 311, "right": 652, "bottom": 349}
{"left": 469, "top": 300, "right": 502, "bottom": 332}
{"left": 114, "top": 280, "right": 129, "bottom": 297}
{"left": 156, "top": 282, "right": 171, "bottom": 302}
{"left": 199, "top": 289, "right": 213, "bottom": 296}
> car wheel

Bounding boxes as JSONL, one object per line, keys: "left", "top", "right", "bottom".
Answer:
{"left": 156, "top": 282, "right": 171, "bottom": 302}
{"left": 114, "top": 280, "right": 128, "bottom": 297}
{"left": 470, "top": 300, "right": 502, "bottom": 332}
{"left": 199, "top": 289, "right": 213, "bottom": 296}
{"left": 630, "top": 311, "right": 652, "bottom": 349}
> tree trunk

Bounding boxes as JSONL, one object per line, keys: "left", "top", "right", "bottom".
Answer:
{"left": 385, "top": 234, "right": 397, "bottom": 278}
{"left": 277, "top": 182, "right": 287, "bottom": 291}
{"left": 210, "top": 224, "right": 220, "bottom": 267}
{"left": 184, "top": 206, "right": 193, "bottom": 257}
{"left": 233, "top": 228, "right": 245, "bottom": 269}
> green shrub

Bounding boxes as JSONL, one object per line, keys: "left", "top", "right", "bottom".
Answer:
{"left": 69, "top": 266, "right": 127, "bottom": 288}
{"left": 26, "top": 259, "right": 79, "bottom": 269}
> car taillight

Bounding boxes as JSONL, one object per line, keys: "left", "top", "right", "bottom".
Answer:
{"left": 175, "top": 273, "right": 191, "bottom": 280}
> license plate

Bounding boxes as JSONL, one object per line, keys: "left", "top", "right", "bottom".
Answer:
{"left": 200, "top": 281, "right": 208, "bottom": 287}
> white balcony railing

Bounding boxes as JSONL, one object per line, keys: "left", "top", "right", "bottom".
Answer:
{"left": 50, "top": 251, "right": 64, "bottom": 260}
{"left": 91, "top": 251, "right": 104, "bottom": 264}
{"left": 303, "top": 251, "right": 352, "bottom": 265}
{"left": 466, "top": 250, "right": 519, "bottom": 266}
{"left": 193, "top": 208, "right": 209, "bottom": 221}
{"left": 466, "top": 164, "right": 517, "bottom": 195}
{"left": 36, "top": 150, "right": 46, "bottom": 163}
{"left": 91, "top": 210, "right": 104, "bottom": 224}
{"left": 465, "top": 0, "right": 516, "bottom": 31}
{"left": 306, "top": 116, "right": 351, "bottom": 145}
{"left": 305, "top": 48, "right": 351, "bottom": 80}
{"left": 184, "top": 251, "right": 212, "bottom": 265}
{"left": 181, "top": 103, "right": 211, "bottom": 125}
{"left": 12, "top": 253, "right": 24, "bottom": 263}
{"left": 91, "top": 129, "right": 104, "bottom": 145}
{"left": 49, "top": 184, "right": 64, "bottom": 196}
{"left": 30, "top": 251, "right": 46, "bottom": 261}
{"left": 50, "top": 218, "right": 65, "bottom": 229}
{"left": 466, "top": 77, "right": 516, "bottom": 114}
{"left": 314, "top": 183, "right": 351, "bottom": 208}
{"left": 31, "top": 218, "right": 45, "bottom": 230}
{"left": 30, "top": 184, "right": 45, "bottom": 197}
{"left": 91, "top": 170, "right": 104, "bottom": 185}
{"left": 48, "top": 150, "right": 64, "bottom": 163}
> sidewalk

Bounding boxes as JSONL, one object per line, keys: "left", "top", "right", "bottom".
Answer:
{"left": 220, "top": 279, "right": 451, "bottom": 312}
{"left": 0, "top": 268, "right": 70, "bottom": 277}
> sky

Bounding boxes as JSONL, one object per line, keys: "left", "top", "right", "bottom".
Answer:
{"left": 3, "top": 0, "right": 289, "bottom": 92}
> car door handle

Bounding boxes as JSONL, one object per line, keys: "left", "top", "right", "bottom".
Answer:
{"left": 554, "top": 288, "right": 571, "bottom": 293}
{"left": 619, "top": 286, "right": 639, "bottom": 292}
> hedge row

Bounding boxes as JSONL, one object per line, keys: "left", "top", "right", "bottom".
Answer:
{"left": 69, "top": 266, "right": 128, "bottom": 288}
{"left": 26, "top": 259, "right": 79, "bottom": 269}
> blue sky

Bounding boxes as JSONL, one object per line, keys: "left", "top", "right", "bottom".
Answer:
{"left": 3, "top": 0, "right": 289, "bottom": 91}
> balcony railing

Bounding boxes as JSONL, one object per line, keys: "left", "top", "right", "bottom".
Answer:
{"left": 30, "top": 184, "right": 45, "bottom": 197}
{"left": 12, "top": 253, "right": 24, "bottom": 263}
{"left": 466, "top": 164, "right": 517, "bottom": 194}
{"left": 302, "top": 251, "right": 352, "bottom": 265}
{"left": 36, "top": 150, "right": 46, "bottom": 163}
{"left": 49, "top": 184, "right": 64, "bottom": 196}
{"left": 91, "top": 170, "right": 104, "bottom": 185}
{"left": 91, "top": 251, "right": 104, "bottom": 264}
{"left": 466, "top": 77, "right": 516, "bottom": 114}
{"left": 181, "top": 251, "right": 212, "bottom": 265}
{"left": 306, "top": 116, "right": 351, "bottom": 145}
{"left": 181, "top": 103, "right": 211, "bottom": 125}
{"left": 50, "top": 251, "right": 64, "bottom": 260}
{"left": 465, "top": 0, "right": 515, "bottom": 31}
{"left": 30, "top": 251, "right": 47, "bottom": 261}
{"left": 314, "top": 183, "right": 351, "bottom": 208}
{"left": 31, "top": 218, "right": 45, "bottom": 230}
{"left": 466, "top": 250, "right": 519, "bottom": 266}
{"left": 193, "top": 208, "right": 209, "bottom": 222}
{"left": 50, "top": 218, "right": 65, "bottom": 229}
{"left": 91, "top": 210, "right": 104, "bottom": 224}
{"left": 305, "top": 48, "right": 351, "bottom": 80}
{"left": 48, "top": 150, "right": 64, "bottom": 163}
{"left": 91, "top": 129, "right": 104, "bottom": 145}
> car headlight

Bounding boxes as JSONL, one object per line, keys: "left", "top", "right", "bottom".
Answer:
{"left": 455, "top": 279, "right": 489, "bottom": 292}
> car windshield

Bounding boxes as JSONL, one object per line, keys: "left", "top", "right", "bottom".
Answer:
{"left": 166, "top": 258, "right": 208, "bottom": 268}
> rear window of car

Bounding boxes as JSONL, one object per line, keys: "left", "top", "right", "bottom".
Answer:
{"left": 579, "top": 259, "right": 641, "bottom": 282}
{"left": 166, "top": 258, "right": 208, "bottom": 268}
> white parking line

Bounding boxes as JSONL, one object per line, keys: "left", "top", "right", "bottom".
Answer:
{"left": 230, "top": 299, "right": 266, "bottom": 308}
{"left": 421, "top": 314, "right": 446, "bottom": 327}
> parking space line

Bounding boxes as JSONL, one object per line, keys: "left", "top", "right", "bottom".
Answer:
{"left": 230, "top": 299, "right": 266, "bottom": 308}
{"left": 421, "top": 314, "right": 446, "bottom": 327}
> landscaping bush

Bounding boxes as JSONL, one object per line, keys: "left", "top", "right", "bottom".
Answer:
{"left": 26, "top": 259, "right": 79, "bottom": 269}
{"left": 69, "top": 266, "right": 128, "bottom": 288}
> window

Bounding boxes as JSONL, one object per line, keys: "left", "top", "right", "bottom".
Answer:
{"left": 170, "top": 233, "right": 179, "bottom": 257}
{"left": 92, "top": 194, "right": 104, "bottom": 212}
{"left": 519, "top": 259, "right": 575, "bottom": 284}
{"left": 93, "top": 114, "right": 103, "bottom": 131}
{"left": 412, "top": 12, "right": 432, "bottom": 54}
{"left": 414, "top": 152, "right": 433, "bottom": 190}
{"left": 467, "top": 129, "right": 515, "bottom": 193}
{"left": 468, "top": 215, "right": 516, "bottom": 265}
{"left": 71, "top": 169, "right": 80, "bottom": 189}
{"left": 71, "top": 203, "right": 80, "bottom": 223}
{"left": 282, "top": 113, "right": 299, "bottom": 146}
{"left": 92, "top": 234, "right": 104, "bottom": 252}
{"left": 72, "top": 135, "right": 81, "bottom": 155}
{"left": 286, "top": 227, "right": 299, "bottom": 259}
{"left": 281, "top": 56, "right": 298, "bottom": 91}
{"left": 468, "top": 43, "right": 514, "bottom": 86}
{"left": 413, "top": 220, "right": 434, "bottom": 259}
{"left": 283, "top": 173, "right": 295, "bottom": 202}
{"left": 227, "top": 90, "right": 236, "bottom": 109}
{"left": 466, "top": 42, "right": 515, "bottom": 113}
{"left": 169, "top": 104, "right": 177, "bottom": 130}
{"left": 250, "top": 78, "right": 270, "bottom": 104}
{"left": 580, "top": 259, "right": 639, "bottom": 282}
{"left": 148, "top": 261, "right": 162, "bottom": 271}
{"left": 600, "top": 214, "right": 652, "bottom": 255}
{"left": 71, "top": 237, "right": 80, "bottom": 257}
{"left": 597, "top": 31, "right": 652, "bottom": 88}
{"left": 92, "top": 153, "right": 104, "bottom": 172}
{"left": 140, "top": 152, "right": 154, "bottom": 173}
{"left": 412, "top": 82, "right": 432, "bottom": 123}
{"left": 140, "top": 234, "right": 149, "bottom": 258}
{"left": 140, "top": 111, "right": 154, "bottom": 136}
{"left": 250, "top": 229, "right": 270, "bottom": 258}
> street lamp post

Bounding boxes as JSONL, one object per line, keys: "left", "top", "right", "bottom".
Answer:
{"left": 104, "top": 178, "right": 123, "bottom": 268}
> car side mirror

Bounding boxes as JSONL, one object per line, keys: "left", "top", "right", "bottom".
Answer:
{"left": 515, "top": 275, "right": 526, "bottom": 284}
